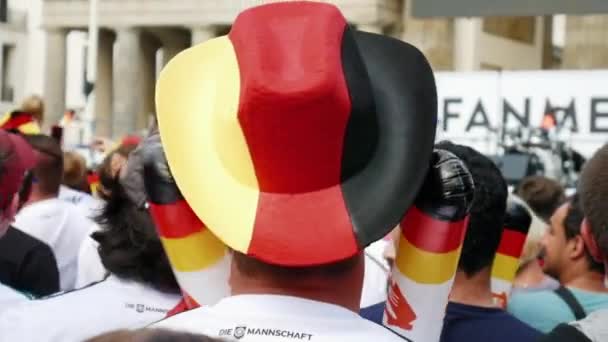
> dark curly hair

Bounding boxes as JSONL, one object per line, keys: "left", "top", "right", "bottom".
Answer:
{"left": 436, "top": 141, "right": 508, "bottom": 277}
{"left": 92, "top": 176, "right": 180, "bottom": 294}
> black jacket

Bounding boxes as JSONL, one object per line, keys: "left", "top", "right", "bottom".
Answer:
{"left": 539, "top": 324, "right": 592, "bottom": 342}
{"left": 0, "top": 227, "right": 60, "bottom": 296}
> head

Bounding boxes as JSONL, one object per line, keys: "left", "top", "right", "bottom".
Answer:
{"left": 20, "top": 95, "right": 44, "bottom": 125}
{"left": 22, "top": 134, "right": 63, "bottom": 200}
{"left": 86, "top": 329, "right": 226, "bottom": 342}
{"left": 96, "top": 145, "right": 134, "bottom": 200}
{"left": 92, "top": 158, "right": 179, "bottom": 294}
{"left": 63, "top": 151, "right": 90, "bottom": 193}
{"left": 578, "top": 143, "right": 608, "bottom": 269}
{"left": 541, "top": 194, "right": 604, "bottom": 280}
{"left": 436, "top": 141, "right": 508, "bottom": 277}
{"left": 230, "top": 251, "right": 365, "bottom": 311}
{"left": 0, "top": 131, "right": 38, "bottom": 237}
{"left": 515, "top": 176, "right": 566, "bottom": 223}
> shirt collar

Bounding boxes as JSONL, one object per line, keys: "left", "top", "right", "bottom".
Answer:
{"left": 212, "top": 294, "right": 360, "bottom": 320}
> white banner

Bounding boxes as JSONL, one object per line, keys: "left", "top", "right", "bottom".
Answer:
{"left": 435, "top": 70, "right": 608, "bottom": 158}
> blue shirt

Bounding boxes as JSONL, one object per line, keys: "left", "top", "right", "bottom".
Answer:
{"left": 361, "top": 301, "right": 541, "bottom": 342}
{"left": 508, "top": 287, "right": 608, "bottom": 333}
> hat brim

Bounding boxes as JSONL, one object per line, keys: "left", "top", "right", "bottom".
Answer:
{"left": 156, "top": 32, "right": 436, "bottom": 266}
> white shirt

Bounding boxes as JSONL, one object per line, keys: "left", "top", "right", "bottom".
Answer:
{"left": 0, "top": 283, "right": 27, "bottom": 311}
{"left": 74, "top": 236, "right": 107, "bottom": 289}
{"left": 0, "top": 275, "right": 182, "bottom": 342}
{"left": 58, "top": 186, "right": 103, "bottom": 220}
{"left": 13, "top": 198, "right": 98, "bottom": 291}
{"left": 154, "top": 295, "right": 405, "bottom": 341}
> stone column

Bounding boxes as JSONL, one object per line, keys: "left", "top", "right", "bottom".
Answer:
{"left": 43, "top": 28, "right": 67, "bottom": 129}
{"left": 160, "top": 31, "right": 189, "bottom": 67}
{"left": 402, "top": 17, "right": 455, "bottom": 70}
{"left": 402, "top": 1, "right": 454, "bottom": 71}
{"left": 140, "top": 33, "right": 161, "bottom": 130}
{"left": 191, "top": 26, "right": 217, "bottom": 46}
{"left": 112, "top": 28, "right": 143, "bottom": 138}
{"left": 94, "top": 29, "right": 115, "bottom": 137}
{"left": 562, "top": 16, "right": 608, "bottom": 69}
{"left": 357, "top": 24, "right": 383, "bottom": 34}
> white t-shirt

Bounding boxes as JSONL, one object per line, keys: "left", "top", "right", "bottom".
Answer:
{"left": 58, "top": 185, "right": 103, "bottom": 220}
{"left": 0, "top": 283, "right": 27, "bottom": 311}
{"left": 75, "top": 236, "right": 107, "bottom": 289}
{"left": 13, "top": 198, "right": 99, "bottom": 291}
{"left": 154, "top": 295, "right": 406, "bottom": 341}
{"left": 0, "top": 275, "right": 182, "bottom": 342}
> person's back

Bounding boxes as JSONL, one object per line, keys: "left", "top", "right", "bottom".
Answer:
{"left": 14, "top": 197, "right": 95, "bottom": 290}
{"left": 12, "top": 134, "right": 96, "bottom": 291}
{"left": 0, "top": 275, "right": 180, "bottom": 341}
{"left": 539, "top": 144, "right": 608, "bottom": 342}
{"left": 158, "top": 294, "right": 398, "bottom": 341}
{"left": 434, "top": 142, "right": 541, "bottom": 342}
{"left": 0, "top": 149, "right": 182, "bottom": 342}
{"left": 508, "top": 195, "right": 608, "bottom": 333}
{"left": 0, "top": 226, "right": 59, "bottom": 297}
{"left": 441, "top": 302, "right": 540, "bottom": 342}
{"left": 145, "top": 2, "right": 442, "bottom": 340}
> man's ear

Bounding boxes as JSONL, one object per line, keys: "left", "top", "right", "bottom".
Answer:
{"left": 581, "top": 218, "right": 603, "bottom": 263}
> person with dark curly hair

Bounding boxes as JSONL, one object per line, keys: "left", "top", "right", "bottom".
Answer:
{"left": 0, "top": 133, "right": 182, "bottom": 342}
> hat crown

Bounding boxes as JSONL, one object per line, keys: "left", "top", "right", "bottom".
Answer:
{"left": 229, "top": 2, "right": 362, "bottom": 194}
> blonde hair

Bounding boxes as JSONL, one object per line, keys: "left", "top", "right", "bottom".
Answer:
{"left": 20, "top": 95, "right": 45, "bottom": 124}
{"left": 63, "top": 151, "right": 88, "bottom": 192}
{"left": 509, "top": 193, "right": 547, "bottom": 267}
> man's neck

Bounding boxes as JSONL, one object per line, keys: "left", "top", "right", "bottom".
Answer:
{"left": 561, "top": 267, "right": 608, "bottom": 293}
{"left": 449, "top": 268, "right": 496, "bottom": 308}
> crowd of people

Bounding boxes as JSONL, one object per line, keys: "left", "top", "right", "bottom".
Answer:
{"left": 0, "top": 2, "right": 607, "bottom": 342}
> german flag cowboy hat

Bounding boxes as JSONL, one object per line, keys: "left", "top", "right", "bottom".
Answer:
{"left": 153, "top": 1, "right": 437, "bottom": 267}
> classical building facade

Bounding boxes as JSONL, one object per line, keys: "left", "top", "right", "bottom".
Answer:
{"left": 40, "top": 0, "right": 608, "bottom": 138}
{"left": 0, "top": 5, "right": 26, "bottom": 114}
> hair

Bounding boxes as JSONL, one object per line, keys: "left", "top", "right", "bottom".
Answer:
{"left": 96, "top": 145, "right": 135, "bottom": 200}
{"left": 63, "top": 151, "right": 89, "bottom": 193}
{"left": 20, "top": 95, "right": 44, "bottom": 123}
{"left": 579, "top": 143, "right": 608, "bottom": 257}
{"left": 515, "top": 176, "right": 566, "bottom": 223}
{"left": 92, "top": 176, "right": 180, "bottom": 294}
{"left": 86, "top": 329, "right": 226, "bottom": 342}
{"left": 564, "top": 194, "right": 605, "bottom": 274}
{"left": 232, "top": 251, "right": 360, "bottom": 282}
{"left": 23, "top": 134, "right": 63, "bottom": 196}
{"left": 436, "top": 141, "right": 508, "bottom": 276}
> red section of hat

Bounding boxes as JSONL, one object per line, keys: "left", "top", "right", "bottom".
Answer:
{"left": 229, "top": 2, "right": 351, "bottom": 194}
{"left": 248, "top": 187, "right": 358, "bottom": 266}
{"left": 0, "top": 131, "right": 37, "bottom": 209}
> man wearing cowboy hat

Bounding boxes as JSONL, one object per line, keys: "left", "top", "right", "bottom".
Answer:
{"left": 144, "top": 2, "right": 474, "bottom": 341}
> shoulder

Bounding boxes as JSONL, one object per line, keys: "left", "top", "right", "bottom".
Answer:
{"left": 508, "top": 290, "right": 565, "bottom": 314}
{"left": 539, "top": 324, "right": 592, "bottom": 342}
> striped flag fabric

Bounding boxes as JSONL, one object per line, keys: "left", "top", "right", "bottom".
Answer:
{"left": 149, "top": 199, "right": 231, "bottom": 308}
{"left": 0, "top": 111, "right": 40, "bottom": 134}
{"left": 491, "top": 225, "right": 529, "bottom": 308}
{"left": 384, "top": 206, "right": 468, "bottom": 342}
